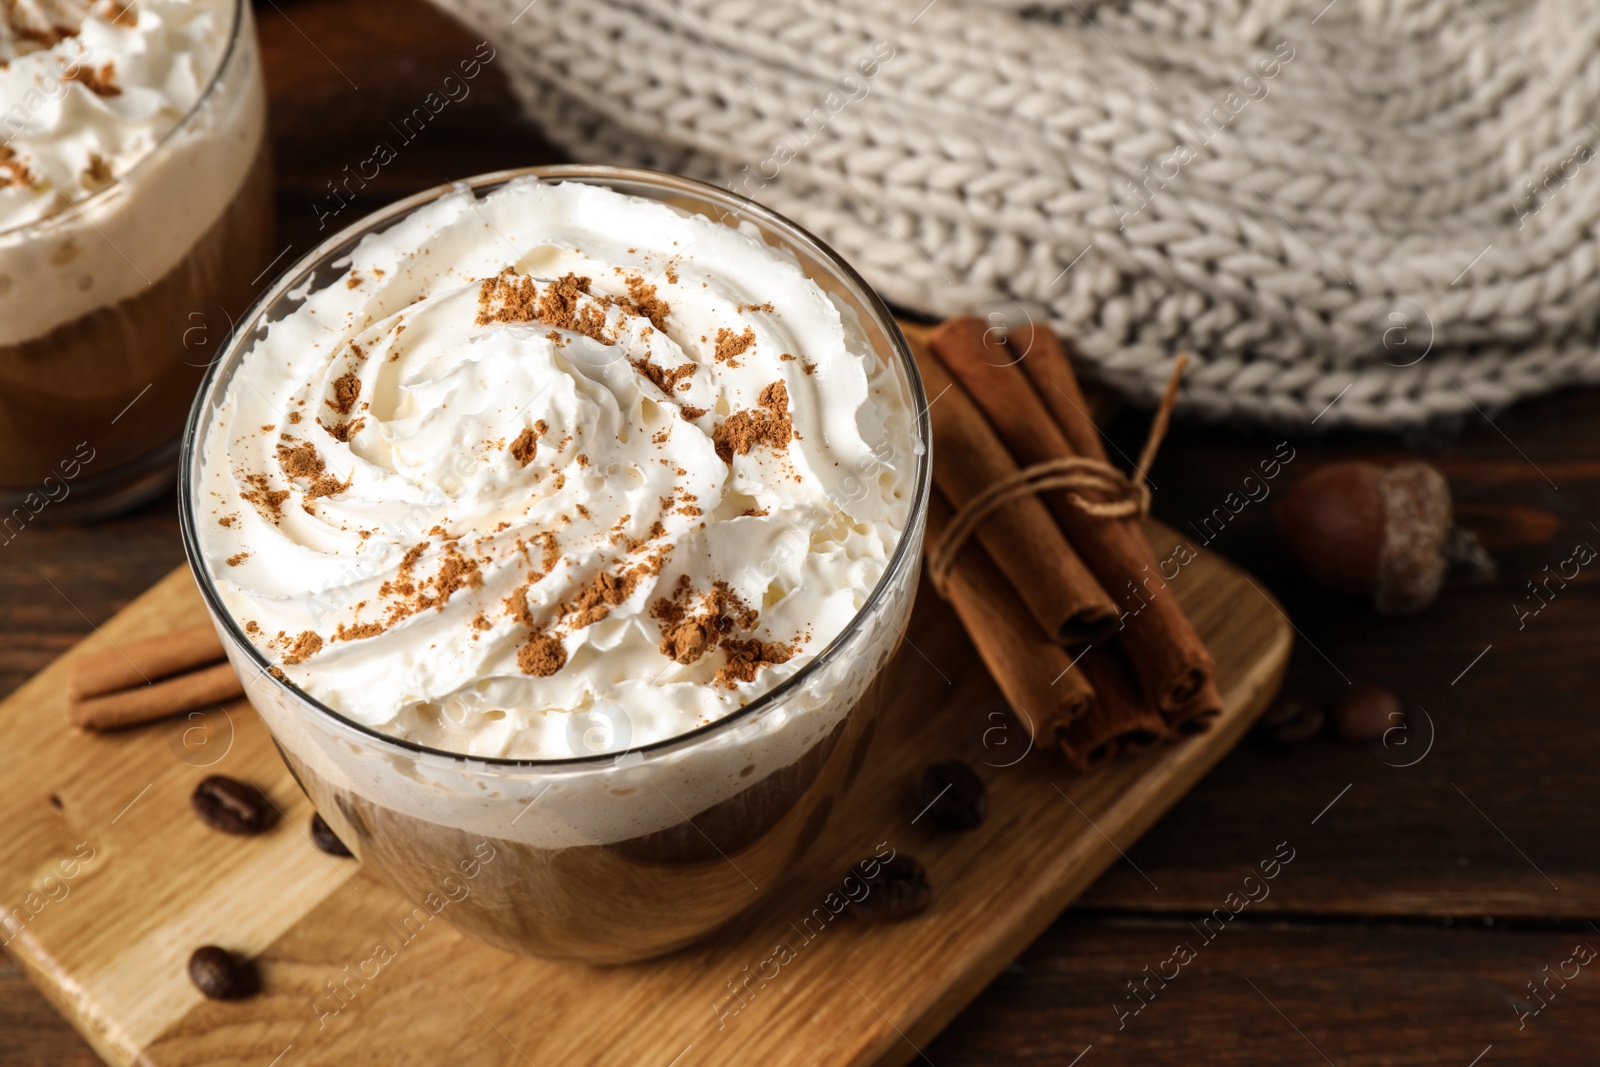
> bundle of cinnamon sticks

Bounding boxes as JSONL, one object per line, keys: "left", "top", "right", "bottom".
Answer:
{"left": 916, "top": 318, "right": 1221, "bottom": 771}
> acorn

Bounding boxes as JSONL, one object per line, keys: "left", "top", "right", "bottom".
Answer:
{"left": 1275, "top": 460, "right": 1493, "bottom": 615}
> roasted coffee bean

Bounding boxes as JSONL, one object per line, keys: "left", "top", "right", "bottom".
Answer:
{"left": 1332, "top": 685, "right": 1404, "bottom": 744}
{"left": 190, "top": 776, "right": 277, "bottom": 835}
{"left": 855, "top": 854, "right": 932, "bottom": 922}
{"left": 309, "top": 813, "right": 352, "bottom": 857}
{"left": 915, "top": 760, "right": 987, "bottom": 831}
{"left": 1257, "top": 695, "right": 1324, "bottom": 745}
{"left": 187, "top": 945, "right": 258, "bottom": 1000}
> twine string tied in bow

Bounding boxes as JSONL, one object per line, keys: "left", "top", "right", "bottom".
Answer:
{"left": 927, "top": 354, "right": 1189, "bottom": 595}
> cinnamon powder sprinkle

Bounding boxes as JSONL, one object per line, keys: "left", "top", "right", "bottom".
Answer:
{"left": 431, "top": 544, "right": 484, "bottom": 604}
{"left": 225, "top": 552, "right": 249, "bottom": 567}
{"left": 534, "top": 531, "right": 562, "bottom": 577}
{"left": 714, "top": 326, "right": 755, "bottom": 367}
{"left": 625, "top": 276, "right": 671, "bottom": 330}
{"left": 509, "top": 421, "right": 545, "bottom": 467}
{"left": 652, "top": 579, "right": 759, "bottom": 666}
{"left": 517, "top": 631, "right": 566, "bottom": 676}
{"left": 5, "top": 3, "right": 73, "bottom": 47}
{"left": 632, "top": 354, "right": 696, "bottom": 396}
{"left": 715, "top": 638, "right": 796, "bottom": 688}
{"left": 364, "top": 541, "right": 486, "bottom": 636}
{"left": 240, "top": 475, "right": 290, "bottom": 522}
{"left": 97, "top": 0, "right": 137, "bottom": 23}
{"left": 476, "top": 270, "right": 616, "bottom": 346}
{"left": 475, "top": 270, "right": 538, "bottom": 325}
{"left": 0, "top": 146, "right": 34, "bottom": 188}
{"left": 64, "top": 61, "right": 120, "bottom": 96}
{"left": 333, "top": 621, "right": 385, "bottom": 642}
{"left": 658, "top": 608, "right": 717, "bottom": 665}
{"left": 712, "top": 381, "right": 793, "bottom": 463}
{"left": 503, "top": 532, "right": 561, "bottom": 624}
{"left": 561, "top": 569, "right": 638, "bottom": 629}
{"left": 277, "top": 440, "right": 348, "bottom": 500}
{"left": 281, "top": 630, "right": 323, "bottom": 665}
{"left": 503, "top": 577, "right": 537, "bottom": 627}
{"left": 327, "top": 372, "right": 361, "bottom": 416}
{"left": 81, "top": 152, "right": 113, "bottom": 190}
{"left": 649, "top": 577, "right": 797, "bottom": 686}
{"left": 323, "top": 416, "right": 365, "bottom": 443}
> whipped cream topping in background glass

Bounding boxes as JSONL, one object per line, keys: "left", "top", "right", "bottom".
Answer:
{"left": 195, "top": 178, "right": 916, "bottom": 759}
{"left": 0, "top": 0, "right": 258, "bottom": 345}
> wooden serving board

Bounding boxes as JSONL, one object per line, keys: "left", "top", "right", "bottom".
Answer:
{"left": 0, "top": 524, "right": 1289, "bottom": 1067}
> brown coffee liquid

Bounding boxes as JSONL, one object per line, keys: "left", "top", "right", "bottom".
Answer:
{"left": 276, "top": 675, "right": 885, "bottom": 964}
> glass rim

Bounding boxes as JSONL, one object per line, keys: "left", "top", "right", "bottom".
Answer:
{"left": 178, "top": 164, "right": 933, "bottom": 773}
{"left": 0, "top": 0, "right": 250, "bottom": 242}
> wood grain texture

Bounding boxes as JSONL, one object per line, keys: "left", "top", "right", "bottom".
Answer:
{"left": 0, "top": 522, "right": 1286, "bottom": 1067}
{"left": 924, "top": 915, "right": 1600, "bottom": 1066}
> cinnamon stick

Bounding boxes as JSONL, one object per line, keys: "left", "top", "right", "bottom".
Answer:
{"left": 930, "top": 317, "right": 1215, "bottom": 714}
{"left": 69, "top": 623, "right": 227, "bottom": 701}
{"left": 65, "top": 661, "right": 244, "bottom": 732}
{"left": 1169, "top": 677, "right": 1224, "bottom": 735}
{"left": 926, "top": 493, "right": 1095, "bottom": 747}
{"left": 1015, "top": 321, "right": 1222, "bottom": 740}
{"left": 914, "top": 339, "right": 1117, "bottom": 644}
{"left": 1008, "top": 322, "right": 1105, "bottom": 462}
{"left": 1066, "top": 646, "right": 1170, "bottom": 772}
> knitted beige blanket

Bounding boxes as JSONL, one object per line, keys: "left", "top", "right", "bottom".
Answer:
{"left": 435, "top": 0, "right": 1600, "bottom": 427}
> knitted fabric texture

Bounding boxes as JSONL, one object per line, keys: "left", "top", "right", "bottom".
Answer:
{"left": 433, "top": 0, "right": 1600, "bottom": 427}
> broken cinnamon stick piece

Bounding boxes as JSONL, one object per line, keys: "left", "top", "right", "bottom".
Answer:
{"left": 66, "top": 661, "right": 244, "bottom": 732}
{"left": 926, "top": 493, "right": 1095, "bottom": 747}
{"left": 914, "top": 339, "right": 1118, "bottom": 644}
{"left": 69, "top": 623, "right": 227, "bottom": 702}
{"left": 930, "top": 317, "right": 1215, "bottom": 713}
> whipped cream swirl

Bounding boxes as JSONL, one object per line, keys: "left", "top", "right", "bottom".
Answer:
{"left": 0, "top": 0, "right": 261, "bottom": 347}
{"left": 0, "top": 0, "right": 234, "bottom": 230}
{"left": 196, "top": 179, "right": 915, "bottom": 758}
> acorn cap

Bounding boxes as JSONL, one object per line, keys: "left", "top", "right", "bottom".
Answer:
{"left": 1373, "top": 462, "right": 1452, "bottom": 615}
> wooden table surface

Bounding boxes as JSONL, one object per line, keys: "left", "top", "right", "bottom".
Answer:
{"left": 4, "top": 1, "right": 1597, "bottom": 1062}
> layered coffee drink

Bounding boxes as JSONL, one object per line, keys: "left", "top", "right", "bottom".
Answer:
{"left": 0, "top": 0, "right": 272, "bottom": 519}
{"left": 186, "top": 172, "right": 928, "bottom": 961}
